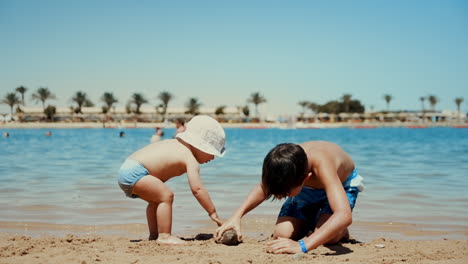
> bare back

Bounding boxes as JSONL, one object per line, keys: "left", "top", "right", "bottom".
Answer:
{"left": 300, "top": 141, "right": 355, "bottom": 189}
{"left": 128, "top": 139, "right": 194, "bottom": 182}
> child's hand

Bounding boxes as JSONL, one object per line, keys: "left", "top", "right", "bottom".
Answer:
{"left": 209, "top": 212, "right": 223, "bottom": 226}
{"left": 215, "top": 217, "right": 242, "bottom": 242}
{"left": 267, "top": 237, "right": 302, "bottom": 254}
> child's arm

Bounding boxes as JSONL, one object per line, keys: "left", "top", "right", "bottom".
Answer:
{"left": 301, "top": 172, "right": 351, "bottom": 251}
{"left": 215, "top": 183, "right": 267, "bottom": 241}
{"left": 186, "top": 160, "right": 222, "bottom": 226}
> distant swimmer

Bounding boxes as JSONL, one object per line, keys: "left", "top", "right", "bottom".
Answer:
{"left": 174, "top": 118, "right": 186, "bottom": 138}
{"left": 3, "top": 132, "right": 9, "bottom": 138}
{"left": 45, "top": 131, "right": 52, "bottom": 136}
{"left": 150, "top": 127, "right": 164, "bottom": 143}
{"left": 119, "top": 131, "right": 125, "bottom": 138}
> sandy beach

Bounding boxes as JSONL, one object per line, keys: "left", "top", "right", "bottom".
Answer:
{"left": 1, "top": 216, "right": 467, "bottom": 264}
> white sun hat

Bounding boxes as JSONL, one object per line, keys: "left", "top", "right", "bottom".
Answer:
{"left": 176, "top": 115, "right": 226, "bottom": 157}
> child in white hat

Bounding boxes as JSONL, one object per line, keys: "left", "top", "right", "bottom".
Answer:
{"left": 117, "top": 115, "right": 226, "bottom": 244}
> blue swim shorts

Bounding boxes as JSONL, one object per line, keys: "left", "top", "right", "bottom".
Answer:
{"left": 117, "top": 159, "right": 149, "bottom": 198}
{"left": 278, "top": 169, "right": 364, "bottom": 230}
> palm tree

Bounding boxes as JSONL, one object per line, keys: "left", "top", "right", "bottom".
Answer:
{"left": 420, "top": 96, "right": 426, "bottom": 121}
{"left": 72, "top": 91, "right": 94, "bottom": 114}
{"left": 1, "top": 93, "right": 21, "bottom": 116}
{"left": 15, "top": 86, "right": 28, "bottom": 105}
{"left": 307, "top": 102, "right": 319, "bottom": 114}
{"left": 32, "top": 87, "right": 56, "bottom": 110}
{"left": 455, "top": 97, "right": 464, "bottom": 122}
{"left": 44, "top": 105, "right": 56, "bottom": 121}
{"left": 341, "top": 94, "right": 352, "bottom": 113}
{"left": 248, "top": 92, "right": 267, "bottom": 118}
{"left": 242, "top": 105, "right": 250, "bottom": 117}
{"left": 383, "top": 94, "right": 393, "bottom": 111}
{"left": 101, "top": 92, "right": 118, "bottom": 113}
{"left": 215, "top": 105, "right": 226, "bottom": 115}
{"left": 185, "top": 97, "right": 202, "bottom": 115}
{"left": 129, "top": 93, "right": 148, "bottom": 114}
{"left": 157, "top": 91, "right": 173, "bottom": 121}
{"left": 298, "top": 101, "right": 310, "bottom": 117}
{"left": 428, "top": 95, "right": 438, "bottom": 112}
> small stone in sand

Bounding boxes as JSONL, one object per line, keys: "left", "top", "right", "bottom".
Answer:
{"left": 216, "top": 230, "right": 240, "bottom": 246}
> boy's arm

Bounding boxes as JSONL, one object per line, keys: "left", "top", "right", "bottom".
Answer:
{"left": 302, "top": 164, "right": 352, "bottom": 250}
{"left": 215, "top": 183, "right": 267, "bottom": 241}
{"left": 186, "top": 159, "right": 221, "bottom": 225}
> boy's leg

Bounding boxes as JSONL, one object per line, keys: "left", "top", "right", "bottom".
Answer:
{"left": 273, "top": 216, "right": 308, "bottom": 240}
{"left": 314, "top": 214, "right": 349, "bottom": 245}
{"left": 132, "top": 175, "right": 185, "bottom": 244}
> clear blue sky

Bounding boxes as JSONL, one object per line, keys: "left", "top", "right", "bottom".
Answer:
{"left": 1, "top": 0, "right": 467, "bottom": 116}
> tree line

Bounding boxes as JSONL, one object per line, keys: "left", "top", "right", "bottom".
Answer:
{"left": 1, "top": 86, "right": 270, "bottom": 120}
{"left": 1, "top": 86, "right": 465, "bottom": 121}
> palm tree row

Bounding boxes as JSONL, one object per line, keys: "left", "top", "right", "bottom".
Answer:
{"left": 2, "top": 86, "right": 269, "bottom": 120}
{"left": 297, "top": 93, "right": 465, "bottom": 118}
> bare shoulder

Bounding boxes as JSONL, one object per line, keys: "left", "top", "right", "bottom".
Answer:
{"left": 131, "top": 139, "right": 194, "bottom": 163}
{"left": 300, "top": 141, "right": 344, "bottom": 157}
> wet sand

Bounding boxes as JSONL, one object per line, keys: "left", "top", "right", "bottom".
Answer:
{"left": 1, "top": 216, "right": 467, "bottom": 264}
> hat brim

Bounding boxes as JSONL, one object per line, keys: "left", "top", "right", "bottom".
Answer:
{"left": 177, "top": 131, "right": 225, "bottom": 157}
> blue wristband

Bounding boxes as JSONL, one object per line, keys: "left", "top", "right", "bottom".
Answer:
{"left": 298, "top": 239, "right": 308, "bottom": 253}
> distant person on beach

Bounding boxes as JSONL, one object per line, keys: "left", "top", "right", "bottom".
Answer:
{"left": 174, "top": 118, "right": 186, "bottom": 137}
{"left": 150, "top": 127, "right": 164, "bottom": 143}
{"left": 215, "top": 141, "right": 364, "bottom": 254}
{"left": 119, "top": 131, "right": 125, "bottom": 138}
{"left": 117, "top": 115, "right": 226, "bottom": 244}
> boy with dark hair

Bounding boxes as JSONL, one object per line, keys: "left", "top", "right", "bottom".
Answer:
{"left": 215, "top": 141, "right": 363, "bottom": 254}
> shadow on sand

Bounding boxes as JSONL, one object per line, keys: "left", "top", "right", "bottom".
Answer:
{"left": 129, "top": 233, "right": 214, "bottom": 243}
{"left": 322, "top": 238, "right": 362, "bottom": 256}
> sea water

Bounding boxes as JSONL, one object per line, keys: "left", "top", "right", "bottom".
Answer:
{"left": 0, "top": 127, "right": 467, "bottom": 233}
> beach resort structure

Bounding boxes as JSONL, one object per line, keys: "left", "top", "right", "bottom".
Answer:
{"left": 1, "top": 106, "right": 466, "bottom": 128}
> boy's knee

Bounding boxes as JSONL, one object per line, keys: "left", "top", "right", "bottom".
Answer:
{"left": 160, "top": 190, "right": 174, "bottom": 203}
{"left": 273, "top": 225, "right": 296, "bottom": 239}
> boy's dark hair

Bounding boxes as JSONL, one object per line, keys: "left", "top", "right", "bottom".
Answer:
{"left": 262, "top": 143, "right": 308, "bottom": 199}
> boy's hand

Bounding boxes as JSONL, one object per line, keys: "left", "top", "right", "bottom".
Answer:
{"left": 215, "top": 217, "right": 242, "bottom": 241}
{"left": 266, "top": 237, "right": 302, "bottom": 254}
{"left": 209, "top": 212, "right": 223, "bottom": 226}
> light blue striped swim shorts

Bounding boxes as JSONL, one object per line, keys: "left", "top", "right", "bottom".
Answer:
{"left": 117, "top": 159, "right": 149, "bottom": 198}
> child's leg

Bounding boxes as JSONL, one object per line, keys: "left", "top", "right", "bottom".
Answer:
{"left": 273, "top": 216, "right": 308, "bottom": 240}
{"left": 132, "top": 175, "right": 185, "bottom": 244}
{"left": 146, "top": 202, "right": 158, "bottom": 240}
{"left": 315, "top": 214, "right": 349, "bottom": 244}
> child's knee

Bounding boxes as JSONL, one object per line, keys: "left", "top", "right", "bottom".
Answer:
{"left": 273, "top": 224, "right": 296, "bottom": 239}
{"left": 160, "top": 190, "right": 174, "bottom": 203}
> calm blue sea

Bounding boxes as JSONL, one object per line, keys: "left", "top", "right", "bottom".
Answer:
{"left": 1, "top": 127, "right": 467, "bottom": 234}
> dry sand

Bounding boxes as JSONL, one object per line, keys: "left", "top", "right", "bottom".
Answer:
{"left": 1, "top": 217, "right": 467, "bottom": 264}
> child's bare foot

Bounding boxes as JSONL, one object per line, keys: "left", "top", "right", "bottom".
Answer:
{"left": 156, "top": 233, "right": 186, "bottom": 245}
{"left": 149, "top": 234, "right": 158, "bottom": 241}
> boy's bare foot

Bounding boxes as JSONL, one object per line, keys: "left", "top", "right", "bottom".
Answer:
{"left": 156, "top": 234, "right": 186, "bottom": 245}
{"left": 149, "top": 234, "right": 158, "bottom": 241}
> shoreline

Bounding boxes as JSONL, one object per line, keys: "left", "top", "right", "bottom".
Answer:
{"left": 1, "top": 217, "right": 467, "bottom": 263}
{"left": 1, "top": 216, "right": 467, "bottom": 241}
{"left": 1, "top": 121, "right": 467, "bottom": 129}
